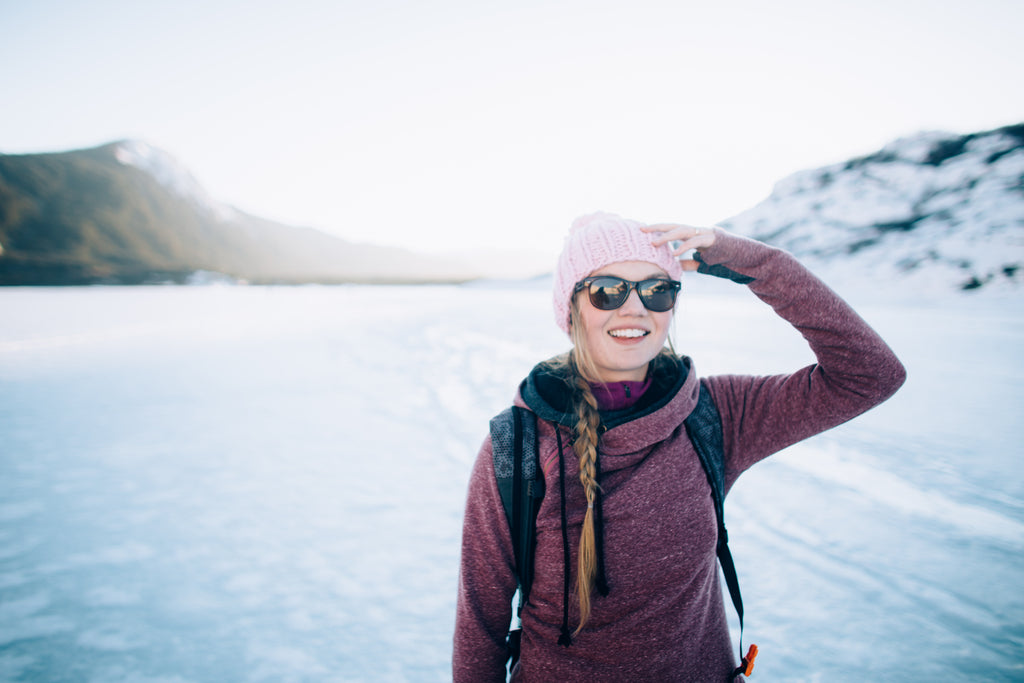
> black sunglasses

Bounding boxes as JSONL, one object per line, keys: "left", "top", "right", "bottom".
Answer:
{"left": 573, "top": 276, "right": 681, "bottom": 312}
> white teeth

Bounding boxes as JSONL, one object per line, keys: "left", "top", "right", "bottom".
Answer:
{"left": 609, "top": 329, "right": 648, "bottom": 338}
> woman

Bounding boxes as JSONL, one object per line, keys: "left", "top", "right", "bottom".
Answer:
{"left": 454, "top": 212, "right": 906, "bottom": 682}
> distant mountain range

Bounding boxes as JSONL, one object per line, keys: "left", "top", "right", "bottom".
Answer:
{"left": 0, "top": 140, "right": 482, "bottom": 285}
{"left": 1, "top": 126, "right": 1021, "bottom": 290}
{"left": 723, "top": 123, "right": 1023, "bottom": 294}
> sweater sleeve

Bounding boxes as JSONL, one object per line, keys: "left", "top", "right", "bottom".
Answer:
{"left": 453, "top": 436, "right": 518, "bottom": 683}
{"left": 694, "top": 229, "right": 907, "bottom": 489}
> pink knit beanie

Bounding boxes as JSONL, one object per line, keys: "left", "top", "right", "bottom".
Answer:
{"left": 553, "top": 211, "right": 684, "bottom": 334}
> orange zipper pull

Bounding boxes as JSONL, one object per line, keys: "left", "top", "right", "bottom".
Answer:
{"left": 740, "top": 644, "right": 759, "bottom": 676}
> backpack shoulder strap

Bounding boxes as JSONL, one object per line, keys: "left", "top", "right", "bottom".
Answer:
{"left": 490, "top": 406, "right": 545, "bottom": 673}
{"left": 683, "top": 382, "right": 745, "bottom": 633}
{"left": 489, "top": 406, "right": 544, "bottom": 602}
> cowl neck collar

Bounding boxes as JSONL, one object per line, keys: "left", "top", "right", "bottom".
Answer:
{"left": 516, "top": 352, "right": 701, "bottom": 467}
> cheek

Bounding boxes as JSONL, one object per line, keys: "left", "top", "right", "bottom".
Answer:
{"left": 651, "top": 313, "right": 674, "bottom": 343}
{"left": 578, "top": 307, "right": 610, "bottom": 335}
{"left": 584, "top": 319, "right": 609, "bottom": 348}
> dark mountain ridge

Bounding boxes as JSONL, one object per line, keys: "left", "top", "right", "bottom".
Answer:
{"left": 0, "top": 141, "right": 477, "bottom": 285}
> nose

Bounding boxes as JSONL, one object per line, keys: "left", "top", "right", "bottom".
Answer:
{"left": 618, "top": 286, "right": 647, "bottom": 315}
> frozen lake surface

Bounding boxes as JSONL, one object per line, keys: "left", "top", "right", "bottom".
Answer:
{"left": 1, "top": 282, "right": 1022, "bottom": 682}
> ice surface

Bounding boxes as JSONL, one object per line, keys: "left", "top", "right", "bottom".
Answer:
{"left": 0, "top": 282, "right": 1021, "bottom": 682}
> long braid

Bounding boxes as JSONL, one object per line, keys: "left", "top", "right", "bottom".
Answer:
{"left": 571, "top": 368, "right": 601, "bottom": 634}
{"left": 567, "top": 297, "right": 605, "bottom": 634}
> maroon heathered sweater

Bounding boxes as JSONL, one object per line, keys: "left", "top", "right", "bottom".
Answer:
{"left": 454, "top": 231, "right": 906, "bottom": 682}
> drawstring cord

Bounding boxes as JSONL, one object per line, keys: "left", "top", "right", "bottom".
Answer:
{"left": 593, "top": 450, "right": 609, "bottom": 597}
{"left": 553, "top": 425, "right": 611, "bottom": 647}
{"left": 555, "top": 428, "right": 573, "bottom": 647}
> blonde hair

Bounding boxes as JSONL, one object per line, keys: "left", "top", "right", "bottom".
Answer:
{"left": 564, "top": 295, "right": 674, "bottom": 633}
{"left": 568, "top": 303, "right": 601, "bottom": 633}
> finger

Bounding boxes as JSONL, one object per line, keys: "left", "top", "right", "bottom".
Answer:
{"left": 641, "top": 223, "right": 692, "bottom": 233}
{"left": 641, "top": 223, "right": 696, "bottom": 244}
{"left": 643, "top": 223, "right": 711, "bottom": 247}
{"left": 677, "top": 258, "right": 702, "bottom": 272}
{"left": 668, "top": 234, "right": 716, "bottom": 257}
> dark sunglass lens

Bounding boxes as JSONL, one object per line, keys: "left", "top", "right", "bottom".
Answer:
{"left": 639, "top": 280, "right": 678, "bottom": 311}
{"left": 589, "top": 277, "right": 628, "bottom": 310}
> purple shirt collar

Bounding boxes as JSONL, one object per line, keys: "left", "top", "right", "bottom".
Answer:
{"left": 590, "top": 377, "right": 653, "bottom": 412}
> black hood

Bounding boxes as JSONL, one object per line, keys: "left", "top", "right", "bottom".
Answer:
{"left": 518, "top": 352, "right": 692, "bottom": 431}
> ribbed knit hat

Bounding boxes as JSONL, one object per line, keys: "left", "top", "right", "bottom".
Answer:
{"left": 553, "top": 211, "right": 683, "bottom": 334}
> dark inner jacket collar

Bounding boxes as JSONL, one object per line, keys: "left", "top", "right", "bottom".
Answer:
{"left": 520, "top": 352, "right": 691, "bottom": 431}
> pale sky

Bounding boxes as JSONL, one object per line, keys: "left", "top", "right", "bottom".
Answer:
{"left": 1, "top": 0, "right": 1021, "bottom": 257}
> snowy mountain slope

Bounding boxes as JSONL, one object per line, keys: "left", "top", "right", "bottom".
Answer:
{"left": 113, "top": 140, "right": 237, "bottom": 223}
{"left": 722, "top": 124, "right": 1024, "bottom": 295}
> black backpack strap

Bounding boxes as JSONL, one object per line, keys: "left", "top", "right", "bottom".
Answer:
{"left": 684, "top": 382, "right": 749, "bottom": 674}
{"left": 490, "top": 406, "right": 544, "bottom": 673}
{"left": 491, "top": 406, "right": 544, "bottom": 597}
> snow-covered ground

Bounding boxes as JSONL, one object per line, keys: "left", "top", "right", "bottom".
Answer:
{"left": 0, "top": 281, "right": 1021, "bottom": 682}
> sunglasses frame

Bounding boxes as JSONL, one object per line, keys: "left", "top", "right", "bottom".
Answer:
{"left": 573, "top": 276, "right": 681, "bottom": 312}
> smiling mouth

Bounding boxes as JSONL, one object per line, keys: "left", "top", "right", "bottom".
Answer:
{"left": 608, "top": 328, "right": 649, "bottom": 339}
